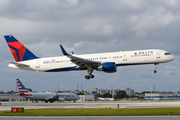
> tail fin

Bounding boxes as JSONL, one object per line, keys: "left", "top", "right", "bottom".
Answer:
{"left": 4, "top": 35, "right": 38, "bottom": 62}
{"left": 16, "top": 79, "right": 32, "bottom": 96}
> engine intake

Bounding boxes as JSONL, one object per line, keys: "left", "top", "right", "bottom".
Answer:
{"left": 97, "top": 62, "right": 117, "bottom": 73}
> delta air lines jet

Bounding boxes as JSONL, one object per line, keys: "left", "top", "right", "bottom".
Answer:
{"left": 5, "top": 35, "right": 175, "bottom": 79}
{"left": 16, "top": 79, "right": 80, "bottom": 103}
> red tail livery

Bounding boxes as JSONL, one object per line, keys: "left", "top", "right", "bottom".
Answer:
{"left": 16, "top": 79, "right": 32, "bottom": 96}
{"left": 4, "top": 35, "right": 38, "bottom": 62}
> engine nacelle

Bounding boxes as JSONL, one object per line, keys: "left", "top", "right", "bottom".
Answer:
{"left": 97, "top": 62, "right": 117, "bottom": 73}
{"left": 58, "top": 97, "right": 65, "bottom": 102}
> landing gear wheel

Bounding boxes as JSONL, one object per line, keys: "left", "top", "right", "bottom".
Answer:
{"left": 154, "top": 63, "right": 158, "bottom": 74}
{"left": 85, "top": 75, "right": 90, "bottom": 79}
{"left": 89, "top": 74, "right": 94, "bottom": 78}
{"left": 45, "top": 100, "right": 48, "bottom": 103}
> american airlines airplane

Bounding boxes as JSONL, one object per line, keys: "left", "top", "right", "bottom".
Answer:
{"left": 16, "top": 79, "right": 80, "bottom": 103}
{"left": 5, "top": 35, "right": 175, "bottom": 79}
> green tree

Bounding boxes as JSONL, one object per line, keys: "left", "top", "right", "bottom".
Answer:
{"left": 115, "top": 90, "right": 128, "bottom": 99}
{"left": 103, "top": 93, "right": 112, "bottom": 98}
{"left": 96, "top": 93, "right": 103, "bottom": 97}
{"left": 7, "top": 90, "right": 17, "bottom": 94}
{"left": 77, "top": 92, "right": 85, "bottom": 95}
{"left": 0, "top": 91, "right": 4, "bottom": 94}
{"left": 129, "top": 95, "right": 137, "bottom": 98}
{"left": 26, "top": 88, "right": 33, "bottom": 92}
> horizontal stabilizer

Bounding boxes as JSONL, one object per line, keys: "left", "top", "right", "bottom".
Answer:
{"left": 7, "top": 62, "right": 29, "bottom": 67}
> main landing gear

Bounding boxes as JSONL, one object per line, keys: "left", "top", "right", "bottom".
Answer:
{"left": 85, "top": 74, "right": 94, "bottom": 79}
{"left": 85, "top": 67, "right": 94, "bottom": 80}
{"left": 154, "top": 63, "right": 159, "bottom": 74}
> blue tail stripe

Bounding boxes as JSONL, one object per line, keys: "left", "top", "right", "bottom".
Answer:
{"left": 22, "top": 49, "right": 38, "bottom": 61}
{"left": 4, "top": 35, "right": 18, "bottom": 42}
{"left": 17, "top": 79, "right": 26, "bottom": 90}
{"left": 5, "top": 35, "right": 39, "bottom": 61}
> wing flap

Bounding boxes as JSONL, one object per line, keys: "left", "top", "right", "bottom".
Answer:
{"left": 60, "top": 45, "right": 101, "bottom": 68}
{"left": 45, "top": 95, "right": 58, "bottom": 101}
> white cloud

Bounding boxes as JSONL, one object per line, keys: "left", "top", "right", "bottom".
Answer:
{"left": 101, "top": 24, "right": 114, "bottom": 35}
{"left": 0, "top": 0, "right": 180, "bottom": 92}
{"left": 111, "top": 0, "right": 144, "bottom": 11}
{"left": 65, "top": 0, "right": 79, "bottom": 5}
{"left": 164, "top": 0, "right": 179, "bottom": 8}
{"left": 127, "top": 7, "right": 179, "bottom": 32}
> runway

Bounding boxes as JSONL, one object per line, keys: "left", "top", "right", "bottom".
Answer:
{"left": 1, "top": 101, "right": 180, "bottom": 111}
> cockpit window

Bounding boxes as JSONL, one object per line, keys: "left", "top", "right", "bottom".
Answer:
{"left": 165, "top": 53, "right": 171, "bottom": 55}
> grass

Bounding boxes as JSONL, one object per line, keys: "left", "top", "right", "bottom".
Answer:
{"left": 0, "top": 108, "right": 180, "bottom": 116}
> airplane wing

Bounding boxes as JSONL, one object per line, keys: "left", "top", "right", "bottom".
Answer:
{"left": 45, "top": 96, "right": 56, "bottom": 101}
{"left": 45, "top": 94, "right": 59, "bottom": 101}
{"left": 7, "top": 62, "right": 29, "bottom": 67}
{"left": 60, "top": 45, "right": 101, "bottom": 68}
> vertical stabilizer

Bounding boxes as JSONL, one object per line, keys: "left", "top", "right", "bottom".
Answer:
{"left": 16, "top": 79, "right": 32, "bottom": 96}
{"left": 4, "top": 35, "right": 38, "bottom": 62}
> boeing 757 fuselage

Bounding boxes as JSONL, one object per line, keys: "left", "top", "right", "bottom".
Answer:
{"left": 4, "top": 35, "right": 175, "bottom": 79}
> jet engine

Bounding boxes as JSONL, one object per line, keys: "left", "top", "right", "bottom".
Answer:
{"left": 58, "top": 97, "right": 65, "bottom": 102}
{"left": 96, "top": 62, "right": 117, "bottom": 73}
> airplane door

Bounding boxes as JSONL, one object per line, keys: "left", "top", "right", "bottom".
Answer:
{"left": 36, "top": 61, "right": 40, "bottom": 68}
{"left": 123, "top": 55, "right": 127, "bottom": 61}
{"left": 156, "top": 52, "right": 161, "bottom": 59}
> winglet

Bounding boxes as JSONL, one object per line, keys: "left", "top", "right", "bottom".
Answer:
{"left": 60, "top": 45, "right": 68, "bottom": 55}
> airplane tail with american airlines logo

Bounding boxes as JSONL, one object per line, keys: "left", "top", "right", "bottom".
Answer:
{"left": 4, "top": 35, "right": 38, "bottom": 62}
{"left": 16, "top": 79, "right": 32, "bottom": 96}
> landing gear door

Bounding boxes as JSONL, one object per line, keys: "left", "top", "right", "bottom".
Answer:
{"left": 123, "top": 55, "right": 127, "bottom": 61}
{"left": 156, "top": 52, "right": 161, "bottom": 59}
{"left": 36, "top": 61, "right": 40, "bottom": 68}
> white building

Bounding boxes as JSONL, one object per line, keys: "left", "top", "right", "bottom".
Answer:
{"left": 145, "top": 93, "right": 180, "bottom": 100}
{"left": 0, "top": 94, "right": 25, "bottom": 102}
{"left": 120, "top": 88, "right": 134, "bottom": 95}
{"left": 78, "top": 95, "right": 95, "bottom": 101}
{"left": 95, "top": 88, "right": 134, "bottom": 96}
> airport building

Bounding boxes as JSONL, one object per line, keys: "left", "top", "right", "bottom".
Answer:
{"left": 0, "top": 94, "right": 25, "bottom": 102}
{"left": 78, "top": 95, "right": 95, "bottom": 101}
{"left": 145, "top": 92, "right": 180, "bottom": 100}
{"left": 93, "top": 88, "right": 134, "bottom": 96}
{"left": 119, "top": 88, "right": 134, "bottom": 96}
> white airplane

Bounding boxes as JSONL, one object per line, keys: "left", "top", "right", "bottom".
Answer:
{"left": 97, "top": 97, "right": 106, "bottom": 101}
{"left": 16, "top": 79, "right": 80, "bottom": 103}
{"left": 5, "top": 35, "right": 175, "bottom": 79}
{"left": 106, "top": 98, "right": 115, "bottom": 101}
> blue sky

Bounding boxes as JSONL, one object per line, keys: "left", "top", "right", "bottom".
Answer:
{"left": 0, "top": 0, "right": 180, "bottom": 93}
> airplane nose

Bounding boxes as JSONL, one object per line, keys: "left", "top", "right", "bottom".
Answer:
{"left": 171, "top": 55, "right": 175, "bottom": 61}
